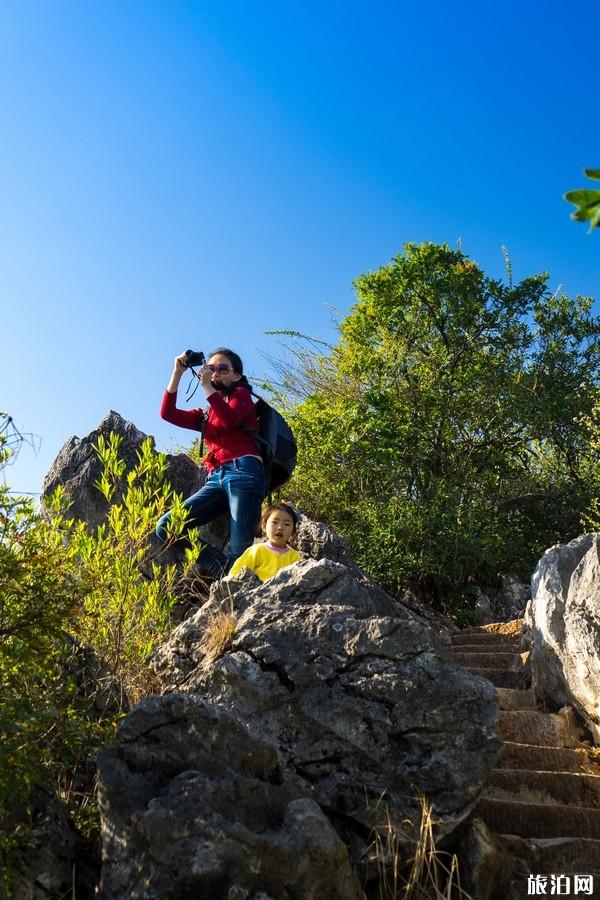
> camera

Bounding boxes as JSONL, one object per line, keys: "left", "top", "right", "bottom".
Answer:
{"left": 185, "top": 350, "right": 205, "bottom": 367}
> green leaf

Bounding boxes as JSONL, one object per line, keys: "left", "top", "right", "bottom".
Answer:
{"left": 583, "top": 168, "right": 600, "bottom": 180}
{"left": 572, "top": 207, "right": 595, "bottom": 222}
{"left": 564, "top": 189, "right": 600, "bottom": 208}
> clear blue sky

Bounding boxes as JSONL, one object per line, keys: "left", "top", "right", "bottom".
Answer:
{"left": 2, "top": 0, "right": 600, "bottom": 495}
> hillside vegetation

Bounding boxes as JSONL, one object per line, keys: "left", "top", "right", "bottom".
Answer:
{"left": 279, "top": 242, "right": 600, "bottom": 606}
{"left": 2, "top": 241, "right": 600, "bottom": 894}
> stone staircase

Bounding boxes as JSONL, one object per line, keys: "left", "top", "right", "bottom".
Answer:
{"left": 449, "top": 621, "right": 600, "bottom": 897}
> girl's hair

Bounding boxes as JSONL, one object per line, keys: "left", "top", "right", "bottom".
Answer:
{"left": 208, "top": 347, "right": 244, "bottom": 375}
{"left": 260, "top": 502, "right": 299, "bottom": 532}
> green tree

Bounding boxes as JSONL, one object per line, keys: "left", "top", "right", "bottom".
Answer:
{"left": 578, "top": 391, "right": 600, "bottom": 531}
{"left": 285, "top": 243, "right": 600, "bottom": 604}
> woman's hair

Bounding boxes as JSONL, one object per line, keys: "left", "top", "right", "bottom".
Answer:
{"left": 260, "top": 502, "right": 300, "bottom": 533}
{"left": 209, "top": 347, "right": 244, "bottom": 375}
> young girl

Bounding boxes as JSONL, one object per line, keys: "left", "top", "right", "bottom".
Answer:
{"left": 229, "top": 503, "right": 302, "bottom": 582}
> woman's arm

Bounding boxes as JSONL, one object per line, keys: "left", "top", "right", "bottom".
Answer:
{"left": 160, "top": 391, "right": 204, "bottom": 430}
{"left": 206, "top": 386, "right": 255, "bottom": 430}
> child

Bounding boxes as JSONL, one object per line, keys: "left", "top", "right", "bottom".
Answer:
{"left": 229, "top": 503, "right": 302, "bottom": 582}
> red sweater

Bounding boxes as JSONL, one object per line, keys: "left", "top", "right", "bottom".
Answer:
{"left": 160, "top": 386, "right": 260, "bottom": 472}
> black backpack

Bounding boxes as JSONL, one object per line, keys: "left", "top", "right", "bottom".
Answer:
{"left": 243, "top": 393, "right": 297, "bottom": 493}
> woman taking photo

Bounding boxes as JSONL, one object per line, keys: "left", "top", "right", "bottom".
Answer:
{"left": 156, "top": 347, "right": 265, "bottom": 578}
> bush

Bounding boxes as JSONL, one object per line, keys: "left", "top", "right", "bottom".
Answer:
{"left": 282, "top": 243, "right": 600, "bottom": 604}
{"left": 0, "top": 430, "right": 197, "bottom": 894}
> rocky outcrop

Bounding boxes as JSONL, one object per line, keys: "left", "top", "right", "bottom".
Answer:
{"left": 291, "top": 515, "right": 361, "bottom": 574}
{"left": 42, "top": 411, "right": 202, "bottom": 529}
{"left": 98, "top": 558, "right": 502, "bottom": 898}
{"left": 525, "top": 533, "right": 600, "bottom": 742}
{"left": 495, "top": 574, "right": 530, "bottom": 622}
{"left": 97, "top": 694, "right": 363, "bottom": 900}
{"left": 41, "top": 410, "right": 229, "bottom": 549}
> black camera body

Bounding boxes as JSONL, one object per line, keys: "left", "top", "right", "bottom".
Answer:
{"left": 185, "top": 350, "right": 205, "bottom": 367}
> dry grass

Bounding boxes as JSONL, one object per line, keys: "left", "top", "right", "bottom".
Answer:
{"left": 199, "top": 600, "right": 237, "bottom": 669}
{"left": 125, "top": 667, "right": 164, "bottom": 707}
{"left": 369, "top": 795, "right": 472, "bottom": 900}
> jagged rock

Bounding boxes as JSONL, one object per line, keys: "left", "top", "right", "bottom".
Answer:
{"left": 150, "top": 559, "right": 501, "bottom": 872}
{"left": 291, "top": 515, "right": 361, "bottom": 575}
{"left": 525, "top": 533, "right": 600, "bottom": 742}
{"left": 41, "top": 410, "right": 228, "bottom": 549}
{"left": 290, "top": 514, "right": 424, "bottom": 625}
{"left": 454, "top": 817, "right": 509, "bottom": 900}
{"left": 494, "top": 574, "right": 530, "bottom": 622}
{"left": 470, "top": 584, "right": 494, "bottom": 625}
{"left": 97, "top": 694, "right": 363, "bottom": 900}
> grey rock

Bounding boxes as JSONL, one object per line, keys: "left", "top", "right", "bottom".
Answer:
{"left": 526, "top": 533, "right": 600, "bottom": 741}
{"left": 454, "top": 817, "right": 508, "bottom": 900}
{"left": 494, "top": 574, "right": 530, "bottom": 622}
{"left": 97, "top": 693, "right": 363, "bottom": 900}
{"left": 290, "top": 514, "right": 418, "bottom": 623}
{"left": 291, "top": 515, "right": 361, "bottom": 574}
{"left": 41, "top": 410, "right": 228, "bottom": 549}
{"left": 472, "top": 585, "right": 494, "bottom": 625}
{"left": 154, "top": 559, "right": 501, "bottom": 848}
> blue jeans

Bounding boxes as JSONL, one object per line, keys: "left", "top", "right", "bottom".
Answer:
{"left": 156, "top": 455, "right": 266, "bottom": 575}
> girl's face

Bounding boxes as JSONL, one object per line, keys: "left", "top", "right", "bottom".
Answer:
{"left": 265, "top": 510, "right": 295, "bottom": 547}
{"left": 207, "top": 353, "right": 240, "bottom": 388}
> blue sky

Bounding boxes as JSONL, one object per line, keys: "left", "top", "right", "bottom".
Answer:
{"left": 2, "top": 0, "right": 600, "bottom": 494}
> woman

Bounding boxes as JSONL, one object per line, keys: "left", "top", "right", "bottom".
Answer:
{"left": 156, "top": 347, "right": 265, "bottom": 577}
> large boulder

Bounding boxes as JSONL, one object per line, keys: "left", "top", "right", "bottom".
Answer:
{"left": 97, "top": 558, "right": 503, "bottom": 896}
{"left": 97, "top": 693, "right": 363, "bottom": 900}
{"left": 526, "top": 533, "right": 600, "bottom": 742}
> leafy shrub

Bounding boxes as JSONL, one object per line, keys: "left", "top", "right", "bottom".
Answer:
{"left": 282, "top": 243, "right": 600, "bottom": 604}
{"left": 0, "top": 474, "right": 105, "bottom": 890}
{"left": 65, "top": 433, "right": 199, "bottom": 705}
{"left": 0, "top": 430, "right": 197, "bottom": 894}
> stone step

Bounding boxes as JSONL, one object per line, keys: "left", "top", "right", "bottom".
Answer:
{"left": 496, "top": 688, "right": 536, "bottom": 711}
{"left": 500, "top": 741, "right": 599, "bottom": 775}
{"left": 451, "top": 631, "right": 521, "bottom": 646}
{"left": 475, "top": 797, "right": 600, "bottom": 839}
{"left": 448, "top": 641, "right": 520, "bottom": 655}
{"left": 449, "top": 650, "right": 521, "bottom": 669}
{"left": 487, "top": 769, "right": 600, "bottom": 807}
{"left": 460, "top": 620, "right": 524, "bottom": 637}
{"left": 496, "top": 834, "right": 600, "bottom": 877}
{"left": 498, "top": 710, "right": 583, "bottom": 749}
{"left": 467, "top": 668, "right": 526, "bottom": 689}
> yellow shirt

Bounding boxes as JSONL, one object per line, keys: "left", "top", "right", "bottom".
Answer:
{"left": 229, "top": 542, "right": 302, "bottom": 582}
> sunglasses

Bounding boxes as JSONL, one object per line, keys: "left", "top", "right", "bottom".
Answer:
{"left": 206, "top": 363, "right": 232, "bottom": 374}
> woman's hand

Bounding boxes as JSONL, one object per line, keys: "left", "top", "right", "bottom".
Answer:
{"left": 199, "top": 365, "right": 217, "bottom": 396}
{"left": 174, "top": 352, "right": 189, "bottom": 372}
{"left": 166, "top": 352, "right": 189, "bottom": 393}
